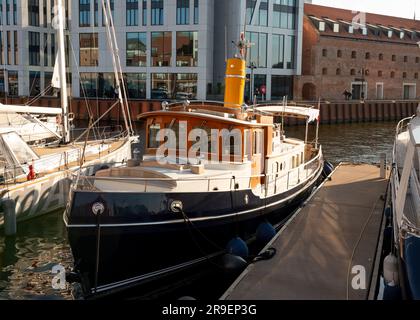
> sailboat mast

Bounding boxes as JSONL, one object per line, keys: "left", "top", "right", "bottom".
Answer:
{"left": 57, "top": 0, "right": 70, "bottom": 143}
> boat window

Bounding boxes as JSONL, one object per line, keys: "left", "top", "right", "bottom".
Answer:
{"left": 253, "top": 130, "right": 263, "bottom": 155}
{"left": 148, "top": 123, "right": 161, "bottom": 148}
{"left": 244, "top": 130, "right": 251, "bottom": 161}
{"left": 280, "top": 163, "right": 283, "bottom": 171}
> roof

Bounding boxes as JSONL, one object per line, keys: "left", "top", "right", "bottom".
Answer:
{"left": 0, "top": 104, "right": 62, "bottom": 115}
{"left": 305, "top": 3, "right": 420, "bottom": 44}
{"left": 255, "top": 106, "right": 320, "bottom": 123}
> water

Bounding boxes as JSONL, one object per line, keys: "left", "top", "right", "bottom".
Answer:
{"left": 0, "top": 121, "right": 398, "bottom": 300}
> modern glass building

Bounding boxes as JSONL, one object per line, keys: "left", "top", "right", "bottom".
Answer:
{"left": 0, "top": 0, "right": 303, "bottom": 101}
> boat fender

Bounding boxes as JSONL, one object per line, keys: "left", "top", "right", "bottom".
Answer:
{"left": 256, "top": 222, "right": 276, "bottom": 245}
{"left": 384, "top": 206, "right": 392, "bottom": 219}
{"left": 383, "top": 254, "right": 399, "bottom": 286}
{"left": 226, "top": 237, "right": 249, "bottom": 259}
{"left": 322, "top": 161, "right": 334, "bottom": 178}
{"left": 221, "top": 253, "right": 248, "bottom": 273}
{"left": 383, "top": 282, "right": 402, "bottom": 300}
{"left": 382, "top": 226, "right": 393, "bottom": 256}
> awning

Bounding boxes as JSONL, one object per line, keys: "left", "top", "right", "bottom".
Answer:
{"left": 255, "top": 105, "right": 320, "bottom": 123}
{"left": 0, "top": 104, "right": 62, "bottom": 115}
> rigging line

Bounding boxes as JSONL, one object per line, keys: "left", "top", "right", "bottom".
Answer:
{"left": 68, "top": 38, "right": 101, "bottom": 139}
{"left": 91, "top": 3, "right": 100, "bottom": 141}
{"left": 0, "top": 16, "right": 7, "bottom": 105}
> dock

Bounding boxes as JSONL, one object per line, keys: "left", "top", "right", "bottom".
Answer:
{"left": 222, "top": 163, "right": 388, "bottom": 300}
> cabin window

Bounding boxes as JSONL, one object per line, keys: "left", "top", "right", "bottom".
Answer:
{"left": 253, "top": 131, "right": 263, "bottom": 155}
{"left": 244, "top": 130, "right": 251, "bottom": 161}
{"left": 148, "top": 123, "right": 161, "bottom": 148}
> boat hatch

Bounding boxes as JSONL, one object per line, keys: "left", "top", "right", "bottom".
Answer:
{"left": 0, "top": 132, "right": 39, "bottom": 181}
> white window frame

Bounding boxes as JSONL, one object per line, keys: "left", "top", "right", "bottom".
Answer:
{"left": 403, "top": 83, "right": 417, "bottom": 100}
{"left": 375, "top": 82, "right": 384, "bottom": 100}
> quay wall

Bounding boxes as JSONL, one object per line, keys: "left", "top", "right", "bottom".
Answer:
{"left": 2, "top": 97, "right": 418, "bottom": 125}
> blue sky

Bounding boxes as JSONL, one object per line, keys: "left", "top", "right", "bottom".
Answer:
{"left": 312, "top": 0, "right": 420, "bottom": 20}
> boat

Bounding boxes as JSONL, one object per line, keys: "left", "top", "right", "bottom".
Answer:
{"left": 64, "top": 33, "right": 326, "bottom": 298}
{"left": 388, "top": 108, "right": 420, "bottom": 299}
{"left": 0, "top": 0, "right": 134, "bottom": 226}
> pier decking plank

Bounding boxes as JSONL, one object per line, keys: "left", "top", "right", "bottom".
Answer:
{"left": 222, "top": 164, "right": 387, "bottom": 300}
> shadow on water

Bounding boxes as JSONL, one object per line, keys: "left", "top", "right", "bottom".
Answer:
{"left": 0, "top": 210, "right": 72, "bottom": 300}
{"left": 0, "top": 121, "right": 399, "bottom": 300}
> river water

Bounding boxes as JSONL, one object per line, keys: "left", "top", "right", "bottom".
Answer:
{"left": 0, "top": 121, "right": 398, "bottom": 300}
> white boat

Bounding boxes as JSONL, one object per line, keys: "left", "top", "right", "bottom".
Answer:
{"left": 389, "top": 106, "right": 420, "bottom": 299}
{"left": 0, "top": 0, "right": 135, "bottom": 227}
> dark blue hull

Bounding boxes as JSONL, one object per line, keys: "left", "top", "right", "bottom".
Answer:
{"left": 66, "top": 169, "right": 323, "bottom": 297}
{"left": 401, "top": 235, "right": 420, "bottom": 299}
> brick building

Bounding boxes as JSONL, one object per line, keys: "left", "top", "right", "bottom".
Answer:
{"left": 295, "top": 3, "right": 420, "bottom": 101}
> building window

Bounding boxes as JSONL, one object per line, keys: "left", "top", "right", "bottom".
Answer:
{"left": 127, "top": 0, "right": 139, "bottom": 26}
{"left": 404, "top": 56, "right": 408, "bottom": 63}
{"left": 176, "top": 0, "right": 189, "bottom": 25}
{"left": 13, "top": 31, "right": 17, "bottom": 65}
{"left": 271, "top": 75, "right": 293, "bottom": 100}
{"left": 322, "top": 49, "right": 327, "bottom": 57}
{"left": 365, "top": 52, "right": 370, "bottom": 59}
{"left": 194, "top": 0, "right": 199, "bottom": 24}
{"left": 80, "top": 72, "right": 116, "bottom": 98}
{"left": 80, "top": 72, "right": 97, "bottom": 97}
{"left": 379, "top": 53, "right": 383, "bottom": 60}
{"left": 391, "top": 71, "right": 395, "bottom": 78}
{"left": 151, "top": 73, "right": 197, "bottom": 100}
{"left": 94, "top": 0, "right": 98, "bottom": 26}
{"left": 79, "top": 0, "right": 90, "bottom": 27}
{"left": 351, "top": 51, "right": 356, "bottom": 59}
{"left": 272, "top": 34, "right": 284, "bottom": 68}
{"left": 124, "top": 73, "right": 146, "bottom": 99}
{"left": 246, "top": 0, "right": 257, "bottom": 25}
{"left": 350, "top": 69, "right": 356, "bottom": 76}
{"left": 13, "top": 0, "right": 17, "bottom": 25}
{"left": 8, "top": 71, "right": 18, "bottom": 96}
{"left": 29, "top": 31, "right": 40, "bottom": 66}
{"left": 28, "top": 0, "right": 40, "bottom": 26}
{"left": 142, "top": 0, "right": 147, "bottom": 25}
{"left": 176, "top": 31, "right": 198, "bottom": 67}
{"left": 246, "top": 32, "right": 267, "bottom": 68}
{"left": 416, "top": 57, "right": 420, "bottom": 63}
{"left": 151, "top": 31, "right": 172, "bottom": 67}
{"left": 337, "top": 50, "right": 342, "bottom": 58}
{"left": 415, "top": 73, "right": 419, "bottom": 79}
{"left": 336, "top": 68, "right": 341, "bottom": 75}
{"left": 257, "top": 0, "right": 268, "bottom": 27}
{"left": 51, "top": 34, "right": 55, "bottom": 65}
{"left": 43, "top": 33, "right": 48, "bottom": 67}
{"left": 126, "top": 32, "right": 147, "bottom": 67}
{"left": 378, "top": 71, "right": 382, "bottom": 77}
{"left": 322, "top": 68, "right": 327, "bottom": 75}
{"left": 0, "top": 32, "right": 3, "bottom": 65}
{"left": 44, "top": 72, "right": 54, "bottom": 96}
{"left": 29, "top": 71, "right": 41, "bottom": 96}
{"left": 272, "top": 0, "right": 296, "bottom": 29}
{"left": 6, "top": 31, "right": 11, "bottom": 65}
{"left": 392, "top": 55, "right": 396, "bottom": 61}
{"left": 151, "top": 0, "right": 164, "bottom": 25}
{"left": 79, "top": 33, "right": 98, "bottom": 66}
{"left": 285, "top": 35, "right": 295, "bottom": 69}
{"left": 6, "top": 0, "right": 10, "bottom": 25}
{"left": 0, "top": 71, "right": 4, "bottom": 94}
{"left": 42, "top": 0, "right": 47, "bottom": 27}
{"left": 403, "top": 72, "right": 407, "bottom": 79}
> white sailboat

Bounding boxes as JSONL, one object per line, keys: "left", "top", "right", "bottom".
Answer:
{"left": 0, "top": 0, "right": 134, "bottom": 226}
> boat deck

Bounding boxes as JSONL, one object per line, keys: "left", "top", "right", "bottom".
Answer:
{"left": 221, "top": 163, "right": 388, "bottom": 300}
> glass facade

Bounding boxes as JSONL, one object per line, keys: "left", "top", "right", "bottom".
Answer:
{"left": 43, "top": 33, "right": 48, "bottom": 67}
{"left": 126, "top": 32, "right": 147, "bottom": 67}
{"left": 246, "top": 0, "right": 257, "bottom": 25}
{"left": 272, "top": 34, "right": 284, "bottom": 68}
{"left": 29, "top": 31, "right": 40, "bottom": 66}
{"left": 151, "top": 73, "right": 197, "bottom": 100}
{"left": 151, "top": 0, "right": 164, "bottom": 25}
{"left": 151, "top": 31, "right": 172, "bottom": 67}
{"left": 125, "top": 73, "right": 146, "bottom": 99}
{"left": 176, "top": 0, "right": 189, "bottom": 25}
{"left": 194, "top": 0, "right": 199, "bottom": 24}
{"left": 6, "top": 31, "right": 10, "bottom": 65}
{"left": 271, "top": 75, "right": 293, "bottom": 100}
{"left": 273, "top": 0, "right": 296, "bottom": 29}
{"left": 79, "top": 0, "right": 90, "bottom": 27}
{"left": 127, "top": 0, "right": 139, "bottom": 26}
{"left": 13, "top": 31, "right": 17, "bottom": 65}
{"left": 102, "top": 0, "right": 115, "bottom": 26}
{"left": 142, "top": 0, "right": 147, "bottom": 26}
{"left": 285, "top": 35, "right": 295, "bottom": 69}
{"left": 13, "top": 0, "right": 17, "bottom": 25}
{"left": 176, "top": 31, "right": 198, "bottom": 67}
{"left": 79, "top": 33, "right": 98, "bottom": 66}
{"left": 94, "top": 0, "right": 98, "bottom": 26}
{"left": 80, "top": 72, "right": 116, "bottom": 98}
{"left": 246, "top": 32, "right": 267, "bottom": 68}
{"left": 44, "top": 72, "right": 54, "bottom": 96}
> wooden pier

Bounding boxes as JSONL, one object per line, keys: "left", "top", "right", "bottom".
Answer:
{"left": 222, "top": 163, "right": 388, "bottom": 300}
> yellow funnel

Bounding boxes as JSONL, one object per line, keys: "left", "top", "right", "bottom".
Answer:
{"left": 224, "top": 58, "right": 246, "bottom": 108}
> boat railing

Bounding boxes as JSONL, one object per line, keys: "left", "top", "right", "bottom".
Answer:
{"left": 72, "top": 150, "right": 323, "bottom": 194}
{"left": 70, "top": 125, "right": 126, "bottom": 142}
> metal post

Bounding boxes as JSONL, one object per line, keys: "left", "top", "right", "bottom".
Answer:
{"left": 380, "top": 153, "right": 387, "bottom": 179}
{"left": 2, "top": 199, "right": 17, "bottom": 236}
